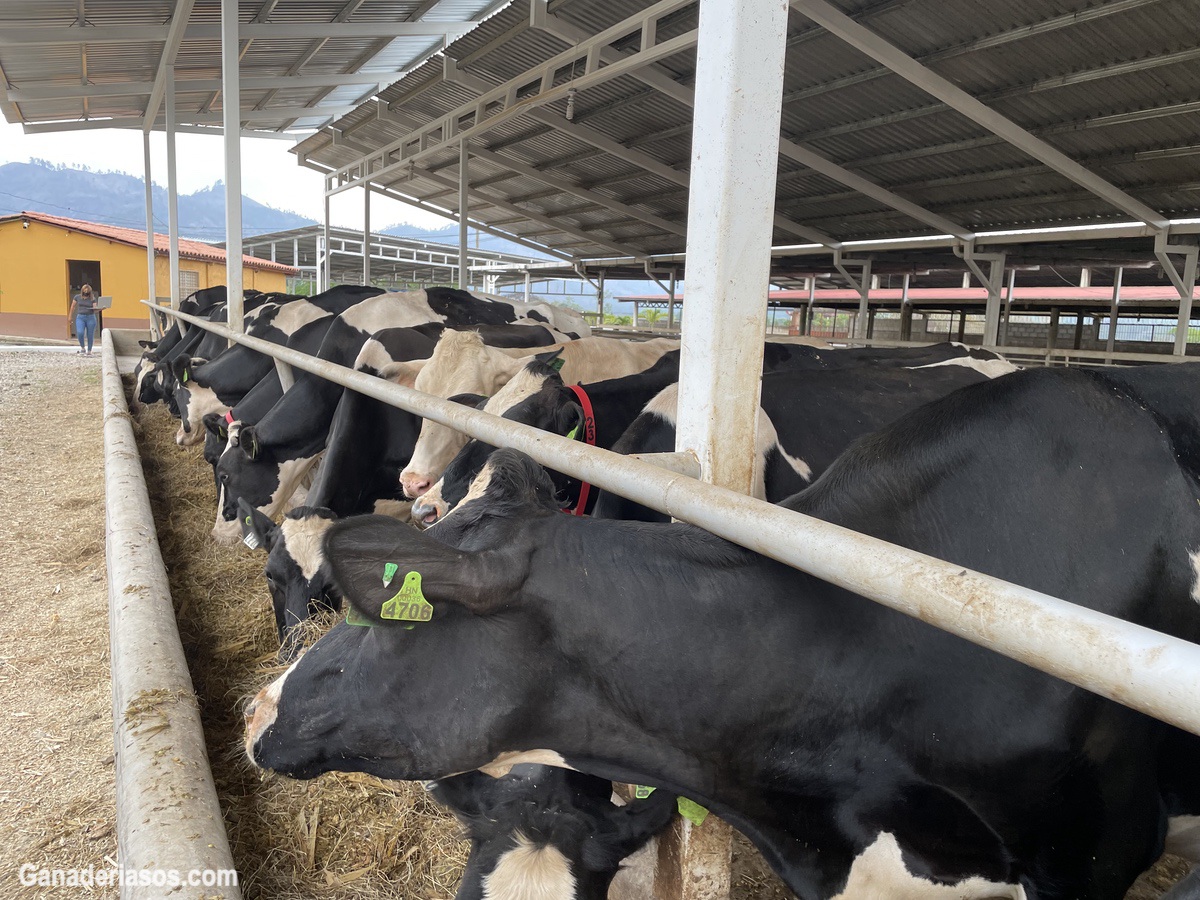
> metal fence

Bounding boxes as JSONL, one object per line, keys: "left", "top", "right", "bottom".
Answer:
{"left": 141, "top": 302, "right": 1200, "bottom": 737}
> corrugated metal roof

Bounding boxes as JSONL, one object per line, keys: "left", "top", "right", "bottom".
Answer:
{"left": 6, "top": 210, "right": 299, "bottom": 273}
{"left": 0, "top": 0, "right": 511, "bottom": 134}
{"left": 291, "top": 0, "right": 1200, "bottom": 268}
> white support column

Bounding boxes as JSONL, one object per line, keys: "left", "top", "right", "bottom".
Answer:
{"left": 805, "top": 276, "right": 816, "bottom": 336}
{"left": 1106, "top": 267, "right": 1123, "bottom": 362}
{"left": 458, "top": 141, "right": 469, "bottom": 291}
{"left": 523, "top": 270, "right": 532, "bottom": 302}
{"left": 293, "top": 237, "right": 299, "bottom": 276}
{"left": 1000, "top": 267, "right": 1017, "bottom": 347}
{"left": 899, "top": 272, "right": 912, "bottom": 341}
{"left": 165, "top": 68, "right": 181, "bottom": 310}
{"left": 668, "top": 270, "right": 677, "bottom": 330}
{"left": 1171, "top": 250, "right": 1198, "bottom": 357}
{"left": 597, "top": 270, "right": 606, "bottom": 323}
{"left": 220, "top": 0, "right": 243, "bottom": 333}
{"left": 143, "top": 131, "right": 157, "bottom": 329}
{"left": 363, "top": 185, "right": 372, "bottom": 286}
{"left": 834, "top": 256, "right": 872, "bottom": 340}
{"left": 669, "top": 0, "right": 789, "bottom": 894}
{"left": 322, "top": 195, "right": 331, "bottom": 292}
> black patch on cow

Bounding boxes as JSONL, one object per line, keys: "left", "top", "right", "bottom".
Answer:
{"left": 525, "top": 309, "right": 549, "bottom": 324}
{"left": 424, "top": 287, "right": 519, "bottom": 328}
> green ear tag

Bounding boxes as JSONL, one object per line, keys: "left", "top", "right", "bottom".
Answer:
{"left": 380, "top": 571, "right": 434, "bottom": 625}
{"left": 564, "top": 424, "right": 579, "bottom": 441}
{"left": 345, "top": 605, "right": 374, "bottom": 627}
{"left": 182, "top": 370, "right": 188, "bottom": 383}
{"left": 382, "top": 562, "right": 398, "bottom": 587}
{"left": 549, "top": 357, "right": 565, "bottom": 372}
{"left": 676, "top": 797, "right": 709, "bottom": 827}
{"left": 634, "top": 785, "right": 655, "bottom": 799}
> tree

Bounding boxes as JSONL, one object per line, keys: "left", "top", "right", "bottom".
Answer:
{"left": 641, "top": 309, "right": 666, "bottom": 329}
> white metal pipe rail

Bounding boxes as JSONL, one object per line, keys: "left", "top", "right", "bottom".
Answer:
{"left": 102, "top": 330, "right": 242, "bottom": 898}
{"left": 146, "top": 302, "right": 1200, "bottom": 737}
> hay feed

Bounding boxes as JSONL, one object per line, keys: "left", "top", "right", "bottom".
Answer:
{"left": 132, "top": 402, "right": 467, "bottom": 900}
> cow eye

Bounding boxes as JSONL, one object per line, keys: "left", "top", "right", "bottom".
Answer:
{"left": 219, "top": 472, "right": 229, "bottom": 483}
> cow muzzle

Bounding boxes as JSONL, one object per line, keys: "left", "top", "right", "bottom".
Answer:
{"left": 410, "top": 496, "right": 446, "bottom": 527}
{"left": 400, "top": 471, "right": 434, "bottom": 499}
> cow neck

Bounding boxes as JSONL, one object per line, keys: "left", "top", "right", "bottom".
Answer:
{"left": 566, "top": 383, "right": 596, "bottom": 516}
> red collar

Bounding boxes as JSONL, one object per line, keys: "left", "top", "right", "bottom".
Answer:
{"left": 224, "top": 409, "right": 236, "bottom": 425}
{"left": 566, "top": 383, "right": 596, "bottom": 516}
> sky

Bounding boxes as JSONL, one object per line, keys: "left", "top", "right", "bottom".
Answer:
{"left": 0, "top": 118, "right": 453, "bottom": 232}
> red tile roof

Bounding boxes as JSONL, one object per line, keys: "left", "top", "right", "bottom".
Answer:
{"left": 5, "top": 210, "right": 298, "bottom": 275}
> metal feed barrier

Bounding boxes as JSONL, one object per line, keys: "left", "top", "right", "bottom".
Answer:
{"left": 145, "top": 301, "right": 1200, "bottom": 737}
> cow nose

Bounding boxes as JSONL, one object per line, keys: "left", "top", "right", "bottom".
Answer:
{"left": 244, "top": 698, "right": 259, "bottom": 728}
{"left": 411, "top": 499, "right": 442, "bottom": 528}
{"left": 401, "top": 473, "right": 432, "bottom": 499}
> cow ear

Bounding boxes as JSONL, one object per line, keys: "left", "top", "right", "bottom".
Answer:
{"left": 427, "top": 771, "right": 496, "bottom": 822}
{"left": 582, "top": 788, "right": 677, "bottom": 872}
{"left": 240, "top": 425, "right": 262, "bottom": 460}
{"left": 238, "top": 498, "right": 277, "bottom": 551}
{"left": 202, "top": 412, "right": 228, "bottom": 440}
{"left": 138, "top": 339, "right": 157, "bottom": 349}
{"left": 532, "top": 348, "right": 564, "bottom": 370}
{"left": 325, "top": 514, "right": 526, "bottom": 621}
{"left": 171, "top": 354, "right": 192, "bottom": 385}
{"left": 555, "top": 397, "right": 584, "bottom": 438}
{"left": 380, "top": 360, "right": 425, "bottom": 388}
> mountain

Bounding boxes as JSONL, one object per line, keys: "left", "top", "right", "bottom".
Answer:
{"left": 0, "top": 159, "right": 315, "bottom": 241}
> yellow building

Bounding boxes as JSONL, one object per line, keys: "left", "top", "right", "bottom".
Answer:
{"left": 0, "top": 210, "right": 297, "bottom": 340}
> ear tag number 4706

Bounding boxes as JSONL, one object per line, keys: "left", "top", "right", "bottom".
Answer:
{"left": 381, "top": 571, "right": 433, "bottom": 630}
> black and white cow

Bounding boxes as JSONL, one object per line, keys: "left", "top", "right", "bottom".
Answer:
{"left": 170, "top": 285, "right": 382, "bottom": 445}
{"left": 211, "top": 289, "right": 587, "bottom": 543}
{"left": 247, "top": 362, "right": 1200, "bottom": 900}
{"left": 412, "top": 351, "right": 680, "bottom": 524}
{"left": 592, "top": 354, "right": 1015, "bottom": 523}
{"left": 430, "top": 766, "right": 676, "bottom": 900}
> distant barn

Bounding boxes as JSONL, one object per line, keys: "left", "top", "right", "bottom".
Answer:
{"left": 0, "top": 210, "right": 296, "bottom": 340}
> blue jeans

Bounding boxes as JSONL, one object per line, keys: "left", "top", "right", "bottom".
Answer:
{"left": 76, "top": 314, "right": 96, "bottom": 352}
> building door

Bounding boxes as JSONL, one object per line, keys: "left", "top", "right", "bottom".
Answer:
{"left": 67, "top": 260, "right": 102, "bottom": 336}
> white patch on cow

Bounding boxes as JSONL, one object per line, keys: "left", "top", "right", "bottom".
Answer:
{"left": 272, "top": 299, "right": 331, "bottom": 334}
{"left": 908, "top": 356, "right": 1019, "bottom": 379}
{"left": 555, "top": 336, "right": 677, "bottom": 385}
{"left": 372, "top": 498, "right": 414, "bottom": 522}
{"left": 1190, "top": 551, "right": 1200, "bottom": 605}
{"left": 339, "top": 291, "right": 441, "bottom": 332}
{"left": 245, "top": 655, "right": 301, "bottom": 759}
{"left": 830, "top": 833, "right": 1025, "bottom": 900}
{"left": 280, "top": 515, "right": 333, "bottom": 580}
{"left": 481, "top": 833, "right": 576, "bottom": 900}
{"left": 478, "top": 749, "right": 575, "bottom": 779}
{"left": 212, "top": 485, "right": 242, "bottom": 545}
{"left": 266, "top": 452, "right": 325, "bottom": 520}
{"left": 643, "top": 382, "right": 679, "bottom": 425}
{"left": 176, "top": 382, "right": 228, "bottom": 446}
{"left": 1168, "top": 815, "right": 1200, "bottom": 862}
{"left": 431, "top": 462, "right": 494, "bottom": 526}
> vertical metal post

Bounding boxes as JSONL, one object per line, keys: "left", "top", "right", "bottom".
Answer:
{"left": 853, "top": 261, "right": 872, "bottom": 339}
{"left": 634, "top": 300, "right": 640, "bottom": 328}
{"left": 165, "top": 69, "right": 181, "bottom": 310}
{"left": 982, "top": 262, "right": 1004, "bottom": 346}
{"left": 1175, "top": 251, "right": 1198, "bottom": 357}
{"left": 458, "top": 142, "right": 469, "bottom": 290}
{"left": 899, "top": 273, "right": 912, "bottom": 341}
{"left": 1000, "top": 267, "right": 1016, "bottom": 348}
{"left": 668, "top": 270, "right": 677, "bottom": 330}
{"left": 363, "top": 185, "right": 372, "bottom": 286}
{"left": 956, "top": 310, "right": 966, "bottom": 342}
{"left": 322, "top": 195, "right": 331, "bottom": 292}
{"left": 269, "top": 241, "right": 276, "bottom": 263}
{"left": 1106, "top": 267, "right": 1123, "bottom": 362}
{"left": 1072, "top": 311, "right": 1084, "bottom": 350}
{"left": 220, "top": 0, "right": 243, "bottom": 333}
{"left": 143, "top": 131, "right": 157, "bottom": 325}
{"left": 1047, "top": 308, "right": 1061, "bottom": 362}
{"left": 597, "top": 270, "right": 605, "bottom": 323}
{"left": 523, "top": 270, "right": 531, "bottom": 302}
{"left": 805, "top": 276, "right": 815, "bottom": 336}
{"left": 292, "top": 237, "right": 299, "bottom": 276}
{"left": 669, "top": 0, "right": 789, "bottom": 894}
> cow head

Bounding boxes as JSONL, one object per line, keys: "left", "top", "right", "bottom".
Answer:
{"left": 240, "top": 501, "right": 340, "bottom": 660}
{"left": 135, "top": 357, "right": 168, "bottom": 409}
{"left": 430, "top": 766, "right": 676, "bottom": 900}
{"left": 212, "top": 426, "right": 320, "bottom": 545}
{"left": 202, "top": 412, "right": 230, "bottom": 492}
{"left": 170, "top": 355, "right": 215, "bottom": 446}
{"left": 412, "top": 358, "right": 578, "bottom": 526}
{"left": 245, "top": 449, "right": 561, "bottom": 780}
{"left": 131, "top": 348, "right": 161, "bottom": 412}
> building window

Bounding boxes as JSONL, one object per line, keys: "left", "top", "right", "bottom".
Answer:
{"left": 179, "top": 269, "right": 200, "bottom": 298}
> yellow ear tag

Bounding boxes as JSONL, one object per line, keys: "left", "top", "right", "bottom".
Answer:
{"left": 345, "top": 605, "right": 373, "bottom": 627}
{"left": 380, "top": 571, "right": 433, "bottom": 627}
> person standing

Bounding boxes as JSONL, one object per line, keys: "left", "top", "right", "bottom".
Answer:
{"left": 68, "top": 283, "right": 98, "bottom": 357}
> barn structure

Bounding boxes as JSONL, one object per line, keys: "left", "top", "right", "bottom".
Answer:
{"left": 3, "top": 1, "right": 1200, "bottom": 899}
{"left": 0, "top": 210, "right": 296, "bottom": 339}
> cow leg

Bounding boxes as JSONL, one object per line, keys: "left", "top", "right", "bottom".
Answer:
{"left": 1161, "top": 867, "right": 1200, "bottom": 900}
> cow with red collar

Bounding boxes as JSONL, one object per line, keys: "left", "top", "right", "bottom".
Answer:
{"left": 247, "top": 361, "right": 1200, "bottom": 899}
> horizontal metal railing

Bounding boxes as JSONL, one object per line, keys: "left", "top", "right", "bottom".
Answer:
{"left": 142, "top": 302, "right": 1200, "bottom": 736}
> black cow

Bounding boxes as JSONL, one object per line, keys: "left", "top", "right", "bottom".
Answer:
{"left": 211, "top": 289, "right": 585, "bottom": 543}
{"left": 593, "top": 356, "right": 1013, "bottom": 523}
{"left": 247, "top": 363, "right": 1200, "bottom": 900}
{"left": 430, "top": 766, "right": 676, "bottom": 900}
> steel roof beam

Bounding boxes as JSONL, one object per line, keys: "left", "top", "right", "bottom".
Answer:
{"left": 21, "top": 104, "right": 360, "bottom": 133}
{"left": 784, "top": 0, "right": 1163, "bottom": 106}
{"left": 6, "top": 72, "right": 415, "bottom": 103}
{"left": 535, "top": 5, "right": 967, "bottom": 241}
{"left": 791, "top": 0, "right": 1168, "bottom": 230}
{"left": 0, "top": 22, "right": 474, "bottom": 45}
{"left": 143, "top": 0, "right": 197, "bottom": 133}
